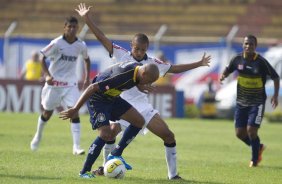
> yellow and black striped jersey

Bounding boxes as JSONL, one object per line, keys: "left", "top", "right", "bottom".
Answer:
{"left": 226, "top": 53, "right": 279, "bottom": 106}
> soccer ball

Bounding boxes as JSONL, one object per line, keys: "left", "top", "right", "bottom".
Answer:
{"left": 104, "top": 158, "right": 126, "bottom": 179}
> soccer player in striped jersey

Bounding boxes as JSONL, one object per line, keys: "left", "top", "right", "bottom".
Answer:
{"left": 75, "top": 3, "right": 211, "bottom": 180}
{"left": 30, "top": 16, "right": 91, "bottom": 155}
{"left": 59, "top": 62, "right": 160, "bottom": 178}
{"left": 220, "top": 35, "right": 280, "bottom": 167}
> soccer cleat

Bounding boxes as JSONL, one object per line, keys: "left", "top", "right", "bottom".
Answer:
{"left": 92, "top": 166, "right": 104, "bottom": 176}
{"left": 30, "top": 133, "right": 41, "bottom": 151}
{"left": 79, "top": 171, "right": 95, "bottom": 178}
{"left": 258, "top": 144, "right": 266, "bottom": 164}
{"left": 249, "top": 161, "right": 258, "bottom": 167}
{"left": 169, "top": 175, "right": 183, "bottom": 180}
{"left": 73, "top": 148, "right": 85, "bottom": 155}
{"left": 107, "top": 154, "right": 132, "bottom": 170}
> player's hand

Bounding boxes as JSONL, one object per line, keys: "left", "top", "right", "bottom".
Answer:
{"left": 45, "top": 75, "right": 53, "bottom": 85}
{"left": 59, "top": 108, "right": 77, "bottom": 120}
{"left": 75, "top": 3, "right": 92, "bottom": 17}
{"left": 137, "top": 84, "right": 156, "bottom": 94}
{"left": 199, "top": 52, "right": 211, "bottom": 67}
{"left": 271, "top": 95, "right": 278, "bottom": 109}
{"left": 219, "top": 74, "right": 226, "bottom": 84}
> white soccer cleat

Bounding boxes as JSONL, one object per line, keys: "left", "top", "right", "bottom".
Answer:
{"left": 73, "top": 147, "right": 85, "bottom": 155}
{"left": 30, "top": 134, "right": 41, "bottom": 151}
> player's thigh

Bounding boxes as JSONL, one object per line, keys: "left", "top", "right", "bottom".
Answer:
{"left": 120, "top": 107, "right": 144, "bottom": 128}
{"left": 41, "top": 85, "right": 62, "bottom": 110}
{"left": 147, "top": 114, "right": 174, "bottom": 141}
{"left": 62, "top": 86, "right": 80, "bottom": 107}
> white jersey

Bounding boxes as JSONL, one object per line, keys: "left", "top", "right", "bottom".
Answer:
{"left": 112, "top": 43, "right": 171, "bottom": 112}
{"left": 40, "top": 35, "right": 89, "bottom": 86}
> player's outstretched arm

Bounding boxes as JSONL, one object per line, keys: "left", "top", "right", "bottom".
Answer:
{"left": 75, "top": 3, "right": 113, "bottom": 54}
{"left": 168, "top": 52, "right": 211, "bottom": 74}
{"left": 59, "top": 83, "right": 99, "bottom": 120}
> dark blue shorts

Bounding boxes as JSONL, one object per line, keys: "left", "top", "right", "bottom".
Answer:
{"left": 86, "top": 96, "right": 132, "bottom": 130}
{"left": 234, "top": 103, "right": 265, "bottom": 128}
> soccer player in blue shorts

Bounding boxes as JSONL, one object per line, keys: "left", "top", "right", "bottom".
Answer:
{"left": 59, "top": 62, "right": 159, "bottom": 178}
{"left": 220, "top": 35, "right": 280, "bottom": 167}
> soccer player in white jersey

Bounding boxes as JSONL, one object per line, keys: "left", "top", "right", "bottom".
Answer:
{"left": 76, "top": 3, "right": 211, "bottom": 179}
{"left": 30, "top": 16, "right": 91, "bottom": 155}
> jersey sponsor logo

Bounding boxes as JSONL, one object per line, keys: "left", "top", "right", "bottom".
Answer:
{"left": 238, "top": 76, "right": 263, "bottom": 88}
{"left": 59, "top": 54, "right": 77, "bottom": 62}
{"left": 104, "top": 88, "right": 122, "bottom": 96}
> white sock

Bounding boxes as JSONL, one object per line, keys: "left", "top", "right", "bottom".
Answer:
{"left": 71, "top": 123, "right": 81, "bottom": 150}
{"left": 165, "top": 146, "right": 177, "bottom": 179}
{"left": 103, "top": 143, "right": 116, "bottom": 165}
{"left": 35, "top": 115, "right": 47, "bottom": 139}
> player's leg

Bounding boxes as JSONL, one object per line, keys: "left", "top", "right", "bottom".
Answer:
{"left": 80, "top": 101, "right": 115, "bottom": 178}
{"left": 234, "top": 104, "right": 250, "bottom": 146}
{"left": 102, "top": 123, "right": 121, "bottom": 165}
{"left": 31, "top": 84, "right": 58, "bottom": 151}
{"left": 65, "top": 86, "right": 85, "bottom": 155}
{"left": 80, "top": 125, "right": 113, "bottom": 176}
{"left": 247, "top": 104, "right": 265, "bottom": 167}
{"left": 146, "top": 114, "right": 180, "bottom": 179}
{"left": 108, "top": 98, "right": 144, "bottom": 170}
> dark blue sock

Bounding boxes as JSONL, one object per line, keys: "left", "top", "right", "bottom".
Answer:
{"left": 80, "top": 137, "right": 105, "bottom": 174}
{"left": 111, "top": 125, "right": 141, "bottom": 156}
{"left": 242, "top": 137, "right": 251, "bottom": 146}
{"left": 250, "top": 136, "right": 260, "bottom": 162}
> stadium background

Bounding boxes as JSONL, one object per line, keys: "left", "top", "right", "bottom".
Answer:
{"left": 0, "top": 0, "right": 282, "bottom": 118}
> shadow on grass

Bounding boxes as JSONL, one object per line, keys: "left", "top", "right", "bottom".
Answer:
{"left": 0, "top": 173, "right": 61, "bottom": 181}
{"left": 125, "top": 176, "right": 225, "bottom": 184}
{"left": 262, "top": 165, "right": 282, "bottom": 170}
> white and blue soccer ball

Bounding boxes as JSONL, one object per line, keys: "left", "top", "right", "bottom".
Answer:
{"left": 104, "top": 158, "right": 126, "bottom": 179}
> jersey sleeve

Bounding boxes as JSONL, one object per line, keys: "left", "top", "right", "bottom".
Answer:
{"left": 40, "top": 40, "right": 57, "bottom": 58}
{"left": 225, "top": 55, "right": 238, "bottom": 74}
{"left": 112, "top": 43, "right": 130, "bottom": 62}
{"left": 150, "top": 58, "right": 171, "bottom": 77}
{"left": 261, "top": 58, "right": 280, "bottom": 79}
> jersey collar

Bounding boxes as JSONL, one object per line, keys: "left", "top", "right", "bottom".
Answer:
{"left": 131, "top": 53, "right": 148, "bottom": 62}
{"left": 243, "top": 52, "right": 258, "bottom": 61}
{"left": 63, "top": 35, "right": 78, "bottom": 44}
{"left": 133, "top": 66, "right": 140, "bottom": 83}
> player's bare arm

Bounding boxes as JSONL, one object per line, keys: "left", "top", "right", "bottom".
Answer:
{"left": 41, "top": 56, "right": 53, "bottom": 85}
{"left": 271, "top": 78, "right": 280, "bottom": 109}
{"left": 60, "top": 83, "right": 100, "bottom": 120}
{"left": 83, "top": 57, "right": 91, "bottom": 90}
{"left": 168, "top": 53, "right": 211, "bottom": 73}
{"left": 75, "top": 3, "right": 113, "bottom": 54}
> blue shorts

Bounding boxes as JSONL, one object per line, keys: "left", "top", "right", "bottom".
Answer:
{"left": 234, "top": 103, "right": 265, "bottom": 128}
{"left": 86, "top": 96, "right": 132, "bottom": 130}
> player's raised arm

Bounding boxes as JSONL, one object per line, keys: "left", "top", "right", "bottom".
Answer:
{"left": 75, "top": 3, "right": 113, "bottom": 54}
{"left": 168, "top": 52, "right": 211, "bottom": 73}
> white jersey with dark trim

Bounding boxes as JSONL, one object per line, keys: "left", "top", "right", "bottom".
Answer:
{"left": 40, "top": 35, "right": 89, "bottom": 85}
{"left": 112, "top": 43, "right": 171, "bottom": 111}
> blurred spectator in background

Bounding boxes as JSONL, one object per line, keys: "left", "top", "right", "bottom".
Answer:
{"left": 20, "top": 51, "right": 43, "bottom": 81}
{"left": 198, "top": 78, "right": 217, "bottom": 118}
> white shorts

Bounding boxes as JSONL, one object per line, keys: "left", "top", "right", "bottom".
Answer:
{"left": 41, "top": 83, "right": 80, "bottom": 111}
{"left": 111, "top": 107, "right": 159, "bottom": 135}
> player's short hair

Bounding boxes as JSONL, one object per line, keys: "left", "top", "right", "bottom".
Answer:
{"left": 246, "top": 34, "right": 257, "bottom": 46}
{"left": 65, "top": 16, "right": 78, "bottom": 25}
{"left": 133, "top": 33, "right": 149, "bottom": 45}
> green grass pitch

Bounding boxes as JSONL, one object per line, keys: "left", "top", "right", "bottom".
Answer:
{"left": 0, "top": 112, "right": 282, "bottom": 184}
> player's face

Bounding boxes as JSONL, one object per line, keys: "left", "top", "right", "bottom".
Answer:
{"left": 131, "top": 41, "right": 148, "bottom": 61}
{"left": 243, "top": 37, "right": 256, "bottom": 55}
{"left": 64, "top": 22, "right": 78, "bottom": 38}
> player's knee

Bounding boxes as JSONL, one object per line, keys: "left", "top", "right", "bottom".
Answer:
{"left": 100, "top": 131, "right": 116, "bottom": 141}
{"left": 163, "top": 130, "right": 175, "bottom": 143}
{"left": 41, "top": 112, "right": 52, "bottom": 121}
